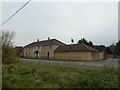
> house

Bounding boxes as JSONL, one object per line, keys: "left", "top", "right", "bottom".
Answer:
{"left": 23, "top": 38, "right": 65, "bottom": 58}
{"left": 14, "top": 46, "right": 23, "bottom": 57}
{"left": 24, "top": 38, "right": 104, "bottom": 60}
{"left": 54, "top": 43, "right": 104, "bottom": 60}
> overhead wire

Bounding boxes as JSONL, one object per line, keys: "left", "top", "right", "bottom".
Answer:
{"left": 1, "top": 0, "right": 31, "bottom": 26}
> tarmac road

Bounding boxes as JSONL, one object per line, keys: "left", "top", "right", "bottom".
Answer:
{"left": 20, "top": 58, "right": 119, "bottom": 68}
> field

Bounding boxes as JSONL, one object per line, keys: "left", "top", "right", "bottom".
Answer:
{"left": 2, "top": 62, "right": 119, "bottom": 88}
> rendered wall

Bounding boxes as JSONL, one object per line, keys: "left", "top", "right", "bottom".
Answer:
{"left": 54, "top": 52, "right": 93, "bottom": 60}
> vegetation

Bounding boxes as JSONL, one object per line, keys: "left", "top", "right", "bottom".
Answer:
{"left": 3, "top": 62, "right": 118, "bottom": 88}
{"left": 78, "top": 38, "right": 94, "bottom": 47}
{"left": 115, "top": 41, "right": 120, "bottom": 56}
{"left": 1, "top": 30, "right": 18, "bottom": 64}
{"left": 78, "top": 38, "right": 120, "bottom": 58}
{"left": 105, "top": 41, "right": 120, "bottom": 57}
{"left": 105, "top": 47, "right": 113, "bottom": 55}
{"left": 2, "top": 45, "right": 18, "bottom": 64}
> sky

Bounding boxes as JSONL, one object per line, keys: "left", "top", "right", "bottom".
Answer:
{"left": 1, "top": 1, "right": 118, "bottom": 46}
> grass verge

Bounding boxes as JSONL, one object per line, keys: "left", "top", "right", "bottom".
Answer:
{"left": 2, "top": 62, "right": 119, "bottom": 88}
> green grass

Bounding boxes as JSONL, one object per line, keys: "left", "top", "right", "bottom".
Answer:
{"left": 2, "top": 62, "right": 119, "bottom": 88}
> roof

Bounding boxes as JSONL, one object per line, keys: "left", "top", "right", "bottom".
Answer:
{"left": 15, "top": 46, "right": 23, "bottom": 49}
{"left": 54, "top": 43, "right": 98, "bottom": 53}
{"left": 24, "top": 39, "right": 65, "bottom": 48}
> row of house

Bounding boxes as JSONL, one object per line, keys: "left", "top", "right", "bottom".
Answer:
{"left": 23, "top": 38, "right": 104, "bottom": 60}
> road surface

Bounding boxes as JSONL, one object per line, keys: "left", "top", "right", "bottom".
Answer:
{"left": 20, "top": 58, "right": 119, "bottom": 68}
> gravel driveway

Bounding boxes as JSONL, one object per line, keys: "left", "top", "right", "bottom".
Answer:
{"left": 20, "top": 58, "right": 119, "bottom": 68}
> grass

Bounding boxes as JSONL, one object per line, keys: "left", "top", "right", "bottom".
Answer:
{"left": 2, "top": 61, "right": 119, "bottom": 88}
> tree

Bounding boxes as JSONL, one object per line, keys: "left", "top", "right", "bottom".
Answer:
{"left": 94, "top": 45, "right": 105, "bottom": 52}
{"left": 1, "top": 30, "right": 15, "bottom": 46}
{"left": 105, "top": 47, "right": 113, "bottom": 55}
{"left": 88, "top": 41, "right": 94, "bottom": 47}
{"left": 115, "top": 41, "right": 120, "bottom": 56}
{"left": 78, "top": 38, "right": 88, "bottom": 44}
{"left": 1, "top": 30, "right": 18, "bottom": 64}
{"left": 78, "top": 38, "right": 94, "bottom": 47}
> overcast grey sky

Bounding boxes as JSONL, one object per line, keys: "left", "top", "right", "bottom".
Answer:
{"left": 2, "top": 1, "right": 118, "bottom": 46}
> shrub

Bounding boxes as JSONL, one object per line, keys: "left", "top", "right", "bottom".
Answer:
{"left": 1, "top": 30, "right": 18, "bottom": 64}
{"left": 2, "top": 45, "right": 18, "bottom": 64}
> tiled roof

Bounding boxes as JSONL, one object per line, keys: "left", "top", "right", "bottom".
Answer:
{"left": 54, "top": 43, "right": 98, "bottom": 53}
{"left": 24, "top": 39, "right": 65, "bottom": 48}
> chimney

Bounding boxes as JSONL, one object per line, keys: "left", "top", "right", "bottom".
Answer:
{"left": 48, "top": 37, "right": 50, "bottom": 40}
{"left": 37, "top": 39, "right": 39, "bottom": 42}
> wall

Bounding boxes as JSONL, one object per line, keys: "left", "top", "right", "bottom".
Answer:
{"left": 54, "top": 52, "right": 93, "bottom": 60}
{"left": 32, "top": 46, "right": 41, "bottom": 58}
{"left": 24, "top": 45, "right": 60, "bottom": 58}
{"left": 23, "top": 47, "right": 33, "bottom": 58}
{"left": 98, "top": 52, "right": 104, "bottom": 60}
{"left": 41, "top": 45, "right": 59, "bottom": 58}
{"left": 24, "top": 46, "right": 43, "bottom": 58}
{"left": 91, "top": 52, "right": 99, "bottom": 60}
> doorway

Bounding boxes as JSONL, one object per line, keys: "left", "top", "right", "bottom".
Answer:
{"left": 47, "top": 52, "right": 50, "bottom": 58}
{"left": 34, "top": 51, "right": 38, "bottom": 58}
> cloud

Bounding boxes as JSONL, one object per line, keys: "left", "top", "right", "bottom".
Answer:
{"left": 2, "top": 2, "right": 118, "bottom": 46}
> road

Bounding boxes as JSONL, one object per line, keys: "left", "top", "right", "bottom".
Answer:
{"left": 20, "top": 58, "right": 119, "bottom": 68}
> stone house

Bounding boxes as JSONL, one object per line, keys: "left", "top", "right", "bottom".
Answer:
{"left": 23, "top": 38, "right": 65, "bottom": 58}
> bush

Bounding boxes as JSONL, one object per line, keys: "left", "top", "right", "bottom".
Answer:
{"left": 2, "top": 45, "right": 18, "bottom": 64}
{"left": 1, "top": 30, "right": 18, "bottom": 64}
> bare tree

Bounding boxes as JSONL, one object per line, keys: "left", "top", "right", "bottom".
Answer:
{"left": 1, "top": 30, "right": 17, "bottom": 64}
{"left": 1, "top": 30, "right": 15, "bottom": 46}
